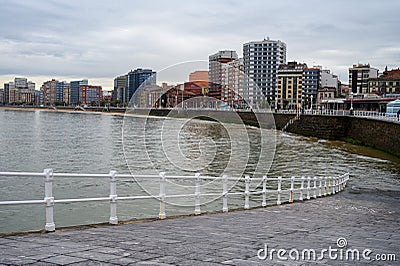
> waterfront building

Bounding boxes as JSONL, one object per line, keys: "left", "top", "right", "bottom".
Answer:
{"left": 80, "top": 85, "right": 103, "bottom": 105}
{"left": 277, "top": 61, "right": 307, "bottom": 110}
{"left": 189, "top": 70, "right": 208, "bottom": 82}
{"left": 368, "top": 68, "right": 400, "bottom": 96}
{"left": 70, "top": 79, "right": 88, "bottom": 105}
{"left": 34, "top": 90, "right": 41, "bottom": 106}
{"left": 302, "top": 67, "right": 321, "bottom": 108}
{"left": 224, "top": 58, "right": 244, "bottom": 107}
{"left": 56, "top": 81, "right": 69, "bottom": 104}
{"left": 113, "top": 75, "right": 127, "bottom": 104}
{"left": 208, "top": 50, "right": 238, "bottom": 101}
{"left": 0, "top": 89, "right": 3, "bottom": 104}
{"left": 349, "top": 64, "right": 378, "bottom": 94}
{"left": 3, "top": 83, "right": 9, "bottom": 104}
{"left": 126, "top": 69, "right": 156, "bottom": 104}
{"left": 243, "top": 38, "right": 287, "bottom": 107}
{"left": 5, "top": 77, "right": 35, "bottom": 104}
{"left": 41, "top": 79, "right": 57, "bottom": 105}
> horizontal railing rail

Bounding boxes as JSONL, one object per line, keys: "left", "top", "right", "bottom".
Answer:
{"left": 0, "top": 170, "right": 350, "bottom": 232}
{"left": 131, "top": 107, "right": 400, "bottom": 123}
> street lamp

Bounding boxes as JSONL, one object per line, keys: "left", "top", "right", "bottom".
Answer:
{"left": 350, "top": 91, "right": 354, "bottom": 115}
{"left": 310, "top": 95, "right": 313, "bottom": 111}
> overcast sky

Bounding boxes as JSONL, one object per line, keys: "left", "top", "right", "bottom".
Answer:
{"left": 1, "top": 0, "right": 399, "bottom": 90}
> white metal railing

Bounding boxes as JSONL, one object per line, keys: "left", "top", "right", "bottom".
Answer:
{"left": 132, "top": 107, "right": 400, "bottom": 123}
{"left": 0, "top": 170, "right": 350, "bottom": 232}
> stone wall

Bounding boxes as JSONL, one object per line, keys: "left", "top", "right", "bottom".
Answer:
{"left": 130, "top": 109, "right": 400, "bottom": 157}
{"left": 273, "top": 113, "right": 400, "bottom": 157}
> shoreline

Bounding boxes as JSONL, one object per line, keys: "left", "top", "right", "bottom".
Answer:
{"left": 0, "top": 105, "right": 126, "bottom": 115}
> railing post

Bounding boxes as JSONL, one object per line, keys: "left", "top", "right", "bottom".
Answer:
{"left": 44, "top": 168, "right": 55, "bottom": 232}
{"left": 337, "top": 176, "right": 341, "bottom": 192}
{"left": 306, "top": 176, "right": 311, "bottom": 200}
{"left": 194, "top": 173, "right": 201, "bottom": 215}
{"left": 299, "top": 176, "right": 305, "bottom": 201}
{"left": 331, "top": 177, "right": 336, "bottom": 194}
{"left": 159, "top": 172, "right": 166, "bottom": 219}
{"left": 262, "top": 175, "right": 267, "bottom": 207}
{"left": 222, "top": 175, "right": 228, "bottom": 212}
{"left": 313, "top": 177, "right": 317, "bottom": 199}
{"left": 324, "top": 177, "right": 328, "bottom": 196}
{"left": 289, "top": 176, "right": 294, "bottom": 203}
{"left": 109, "top": 170, "right": 118, "bottom": 225}
{"left": 244, "top": 175, "right": 250, "bottom": 209}
{"left": 318, "top": 177, "right": 323, "bottom": 197}
{"left": 277, "top": 176, "right": 282, "bottom": 205}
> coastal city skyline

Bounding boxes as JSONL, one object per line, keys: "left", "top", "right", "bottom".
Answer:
{"left": 1, "top": 0, "right": 400, "bottom": 90}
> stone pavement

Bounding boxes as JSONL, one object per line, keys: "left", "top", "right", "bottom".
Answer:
{"left": 1, "top": 189, "right": 399, "bottom": 265}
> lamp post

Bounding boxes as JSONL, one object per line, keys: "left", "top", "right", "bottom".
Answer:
{"left": 350, "top": 91, "right": 354, "bottom": 115}
{"left": 310, "top": 95, "right": 313, "bottom": 111}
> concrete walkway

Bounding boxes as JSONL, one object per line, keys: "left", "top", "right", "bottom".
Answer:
{"left": 1, "top": 189, "right": 399, "bottom": 265}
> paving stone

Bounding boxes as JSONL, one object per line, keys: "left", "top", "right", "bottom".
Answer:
{"left": 41, "top": 255, "right": 87, "bottom": 265}
{"left": 1, "top": 191, "right": 399, "bottom": 265}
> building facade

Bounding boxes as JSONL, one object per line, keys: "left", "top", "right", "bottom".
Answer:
{"left": 243, "top": 38, "right": 286, "bottom": 107}
{"left": 126, "top": 68, "right": 156, "bottom": 104}
{"left": 349, "top": 64, "right": 378, "bottom": 94}
{"left": 208, "top": 50, "right": 238, "bottom": 101}
{"left": 302, "top": 67, "right": 321, "bottom": 107}
{"left": 277, "top": 61, "right": 307, "bottom": 110}
{"left": 224, "top": 58, "right": 244, "bottom": 107}
{"left": 3, "top": 83, "right": 9, "bottom": 104}
{"left": 368, "top": 68, "right": 400, "bottom": 96}
{"left": 112, "top": 75, "right": 127, "bottom": 104}
{"left": 4, "top": 78, "right": 35, "bottom": 104}
{"left": 189, "top": 71, "right": 208, "bottom": 82}
{"left": 80, "top": 85, "right": 103, "bottom": 105}
{"left": 70, "top": 79, "right": 88, "bottom": 105}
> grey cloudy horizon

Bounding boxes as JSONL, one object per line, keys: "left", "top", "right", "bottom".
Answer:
{"left": 0, "top": 0, "right": 399, "bottom": 90}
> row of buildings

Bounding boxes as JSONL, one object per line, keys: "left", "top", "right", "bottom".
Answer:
{"left": 2, "top": 38, "right": 399, "bottom": 110}
{"left": 0, "top": 78, "right": 103, "bottom": 106}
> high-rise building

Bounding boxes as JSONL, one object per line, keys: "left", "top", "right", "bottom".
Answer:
{"left": 5, "top": 77, "right": 35, "bottom": 104}
{"left": 0, "top": 89, "right": 4, "bottom": 104}
{"left": 113, "top": 75, "right": 127, "bottom": 104}
{"left": 243, "top": 38, "right": 286, "bottom": 107}
{"left": 302, "top": 67, "right": 321, "bottom": 106}
{"left": 349, "top": 64, "right": 378, "bottom": 94}
{"left": 208, "top": 50, "right": 238, "bottom": 101}
{"left": 126, "top": 69, "right": 156, "bottom": 104}
{"left": 80, "top": 85, "right": 103, "bottom": 105}
{"left": 277, "top": 61, "right": 307, "bottom": 109}
{"left": 3, "top": 83, "right": 9, "bottom": 104}
{"left": 41, "top": 79, "right": 57, "bottom": 105}
{"left": 56, "top": 81, "right": 69, "bottom": 104}
{"left": 70, "top": 79, "right": 88, "bottom": 105}
{"left": 224, "top": 58, "right": 244, "bottom": 106}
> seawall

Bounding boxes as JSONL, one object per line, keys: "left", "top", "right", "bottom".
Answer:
{"left": 131, "top": 109, "right": 400, "bottom": 157}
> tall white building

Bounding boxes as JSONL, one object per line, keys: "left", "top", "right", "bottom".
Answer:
{"left": 243, "top": 38, "right": 286, "bottom": 107}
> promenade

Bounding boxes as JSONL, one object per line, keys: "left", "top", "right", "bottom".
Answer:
{"left": 1, "top": 187, "right": 399, "bottom": 265}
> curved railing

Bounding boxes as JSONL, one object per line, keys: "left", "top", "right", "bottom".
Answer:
{"left": 0, "top": 170, "right": 349, "bottom": 232}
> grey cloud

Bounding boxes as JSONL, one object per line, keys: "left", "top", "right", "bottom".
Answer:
{"left": 0, "top": 0, "right": 399, "bottom": 88}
